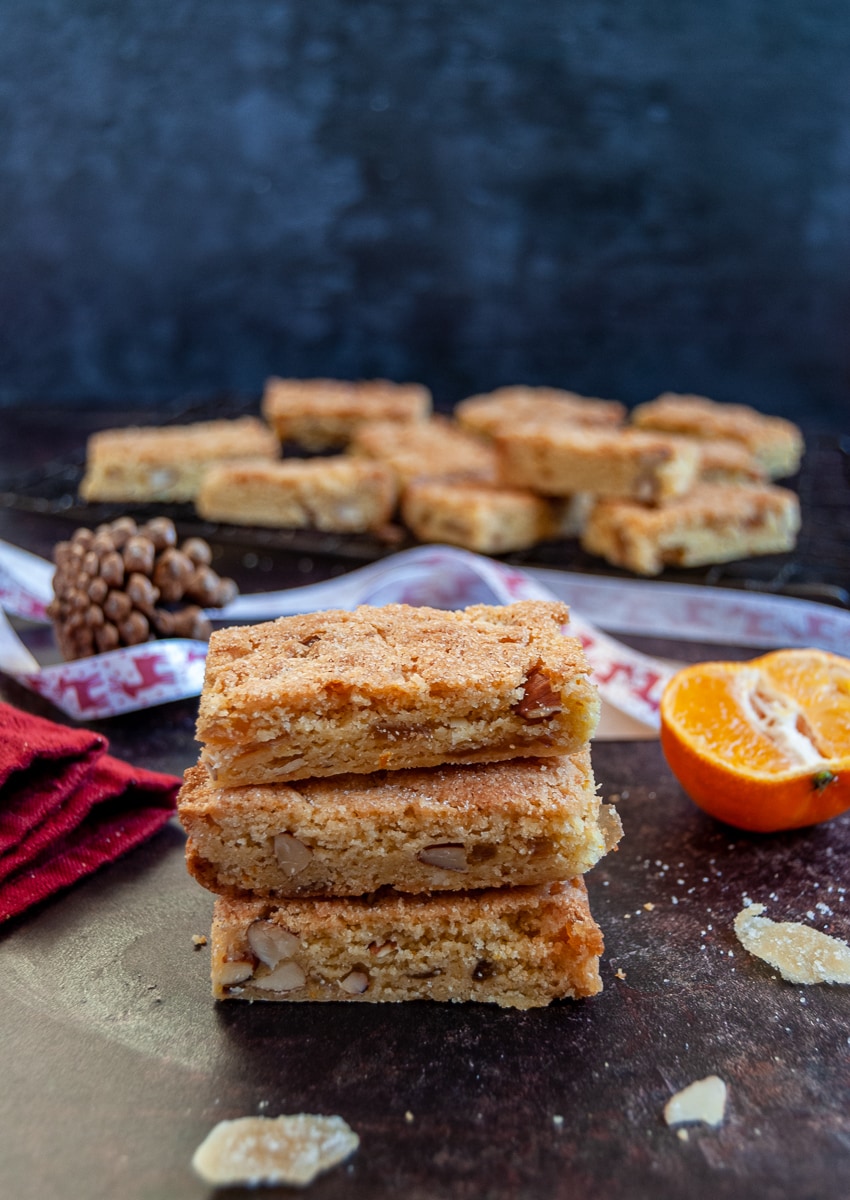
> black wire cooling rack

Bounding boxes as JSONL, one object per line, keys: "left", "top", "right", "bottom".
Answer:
{"left": 2, "top": 416, "right": 847, "bottom": 608}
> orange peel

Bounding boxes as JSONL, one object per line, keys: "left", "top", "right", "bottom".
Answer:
{"left": 659, "top": 648, "right": 850, "bottom": 832}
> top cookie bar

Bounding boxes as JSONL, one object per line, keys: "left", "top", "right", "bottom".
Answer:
{"left": 197, "top": 601, "right": 599, "bottom": 786}
{"left": 631, "top": 393, "right": 804, "bottom": 479}
{"left": 262, "top": 378, "right": 432, "bottom": 451}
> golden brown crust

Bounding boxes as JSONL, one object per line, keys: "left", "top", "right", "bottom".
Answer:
{"left": 196, "top": 601, "right": 599, "bottom": 786}
{"left": 455, "top": 386, "right": 626, "bottom": 439}
{"left": 79, "top": 418, "right": 280, "bottom": 503}
{"left": 494, "top": 425, "right": 700, "bottom": 502}
{"left": 581, "top": 482, "right": 801, "bottom": 575}
{"left": 631, "top": 393, "right": 804, "bottom": 479}
{"left": 194, "top": 456, "right": 397, "bottom": 533}
{"left": 349, "top": 416, "right": 498, "bottom": 488}
{"left": 261, "top": 378, "right": 431, "bottom": 451}
{"left": 210, "top": 878, "right": 604, "bottom": 1007}
{"left": 179, "top": 749, "right": 620, "bottom": 898}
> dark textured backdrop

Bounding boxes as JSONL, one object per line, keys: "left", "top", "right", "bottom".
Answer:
{"left": 1, "top": 1, "right": 849, "bottom": 426}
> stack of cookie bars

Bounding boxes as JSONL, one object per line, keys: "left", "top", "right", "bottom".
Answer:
{"left": 178, "top": 599, "right": 622, "bottom": 1009}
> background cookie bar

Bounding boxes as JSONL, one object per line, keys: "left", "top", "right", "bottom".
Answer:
{"left": 195, "top": 457, "right": 397, "bottom": 533}
{"left": 631, "top": 392, "right": 804, "bottom": 479}
{"left": 179, "top": 750, "right": 621, "bottom": 898}
{"left": 210, "top": 878, "right": 604, "bottom": 1008}
{"left": 581, "top": 482, "right": 801, "bottom": 575}
{"left": 400, "top": 477, "right": 561, "bottom": 554}
{"left": 348, "top": 415, "right": 498, "bottom": 488}
{"left": 455, "top": 385, "right": 626, "bottom": 439}
{"left": 79, "top": 417, "right": 280, "bottom": 503}
{"left": 690, "top": 437, "right": 766, "bottom": 483}
{"left": 261, "top": 377, "right": 431, "bottom": 451}
{"left": 196, "top": 601, "right": 600, "bottom": 786}
{"left": 494, "top": 425, "right": 700, "bottom": 502}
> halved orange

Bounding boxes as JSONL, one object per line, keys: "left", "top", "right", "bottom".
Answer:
{"left": 659, "top": 648, "right": 850, "bottom": 832}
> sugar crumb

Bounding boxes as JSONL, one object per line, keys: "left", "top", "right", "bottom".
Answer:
{"left": 192, "top": 1114, "right": 358, "bottom": 1188}
{"left": 734, "top": 903, "right": 850, "bottom": 985}
{"left": 664, "top": 1076, "right": 727, "bottom": 1128}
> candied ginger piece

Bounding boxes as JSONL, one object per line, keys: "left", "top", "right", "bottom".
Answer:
{"left": 734, "top": 903, "right": 850, "bottom": 985}
{"left": 664, "top": 1076, "right": 727, "bottom": 1128}
{"left": 192, "top": 1113, "right": 359, "bottom": 1187}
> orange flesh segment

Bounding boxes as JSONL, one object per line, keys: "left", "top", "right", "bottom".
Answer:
{"left": 664, "top": 666, "right": 820, "bottom": 779}
{"left": 757, "top": 650, "right": 850, "bottom": 759}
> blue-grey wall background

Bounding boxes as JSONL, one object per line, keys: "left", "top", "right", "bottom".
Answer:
{"left": 1, "top": 1, "right": 849, "bottom": 427}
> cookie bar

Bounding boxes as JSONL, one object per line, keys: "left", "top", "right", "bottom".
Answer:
{"left": 195, "top": 457, "right": 396, "bottom": 534}
{"left": 455, "top": 386, "right": 626, "bottom": 439}
{"left": 179, "top": 750, "right": 622, "bottom": 898}
{"left": 349, "top": 416, "right": 498, "bottom": 488}
{"left": 261, "top": 378, "right": 432, "bottom": 451}
{"left": 631, "top": 393, "right": 804, "bottom": 479}
{"left": 494, "top": 425, "right": 700, "bottom": 502}
{"left": 196, "top": 601, "right": 600, "bottom": 787}
{"left": 581, "top": 482, "right": 801, "bottom": 575}
{"left": 79, "top": 418, "right": 280, "bottom": 503}
{"left": 210, "top": 878, "right": 604, "bottom": 1008}
{"left": 400, "top": 477, "right": 561, "bottom": 554}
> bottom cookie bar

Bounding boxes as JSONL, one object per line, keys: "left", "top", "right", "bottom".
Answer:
{"left": 211, "top": 879, "right": 603, "bottom": 1009}
{"left": 581, "top": 482, "right": 800, "bottom": 575}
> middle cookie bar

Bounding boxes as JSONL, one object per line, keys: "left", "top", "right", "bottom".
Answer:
{"left": 179, "top": 750, "right": 622, "bottom": 899}
{"left": 196, "top": 600, "right": 600, "bottom": 787}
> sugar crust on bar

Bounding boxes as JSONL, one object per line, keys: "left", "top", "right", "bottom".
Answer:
{"left": 261, "top": 377, "right": 432, "bottom": 451}
{"left": 179, "top": 749, "right": 622, "bottom": 898}
{"left": 631, "top": 393, "right": 804, "bottom": 479}
{"left": 196, "top": 601, "right": 600, "bottom": 787}
{"left": 79, "top": 417, "right": 280, "bottom": 503}
{"left": 400, "top": 477, "right": 561, "bottom": 554}
{"left": 581, "top": 482, "right": 801, "bottom": 575}
{"left": 455, "top": 386, "right": 626, "bottom": 439}
{"left": 210, "top": 878, "right": 604, "bottom": 1008}
{"left": 349, "top": 416, "right": 499, "bottom": 488}
{"left": 195, "top": 456, "right": 397, "bottom": 533}
{"left": 494, "top": 425, "right": 700, "bottom": 502}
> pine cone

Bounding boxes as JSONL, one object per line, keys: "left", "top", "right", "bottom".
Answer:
{"left": 47, "top": 517, "right": 238, "bottom": 660}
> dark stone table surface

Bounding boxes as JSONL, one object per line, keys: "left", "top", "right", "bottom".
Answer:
{"left": 1, "top": 408, "right": 849, "bottom": 1199}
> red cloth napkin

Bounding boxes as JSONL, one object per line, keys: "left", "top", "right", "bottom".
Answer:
{"left": 0, "top": 701, "right": 180, "bottom": 923}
